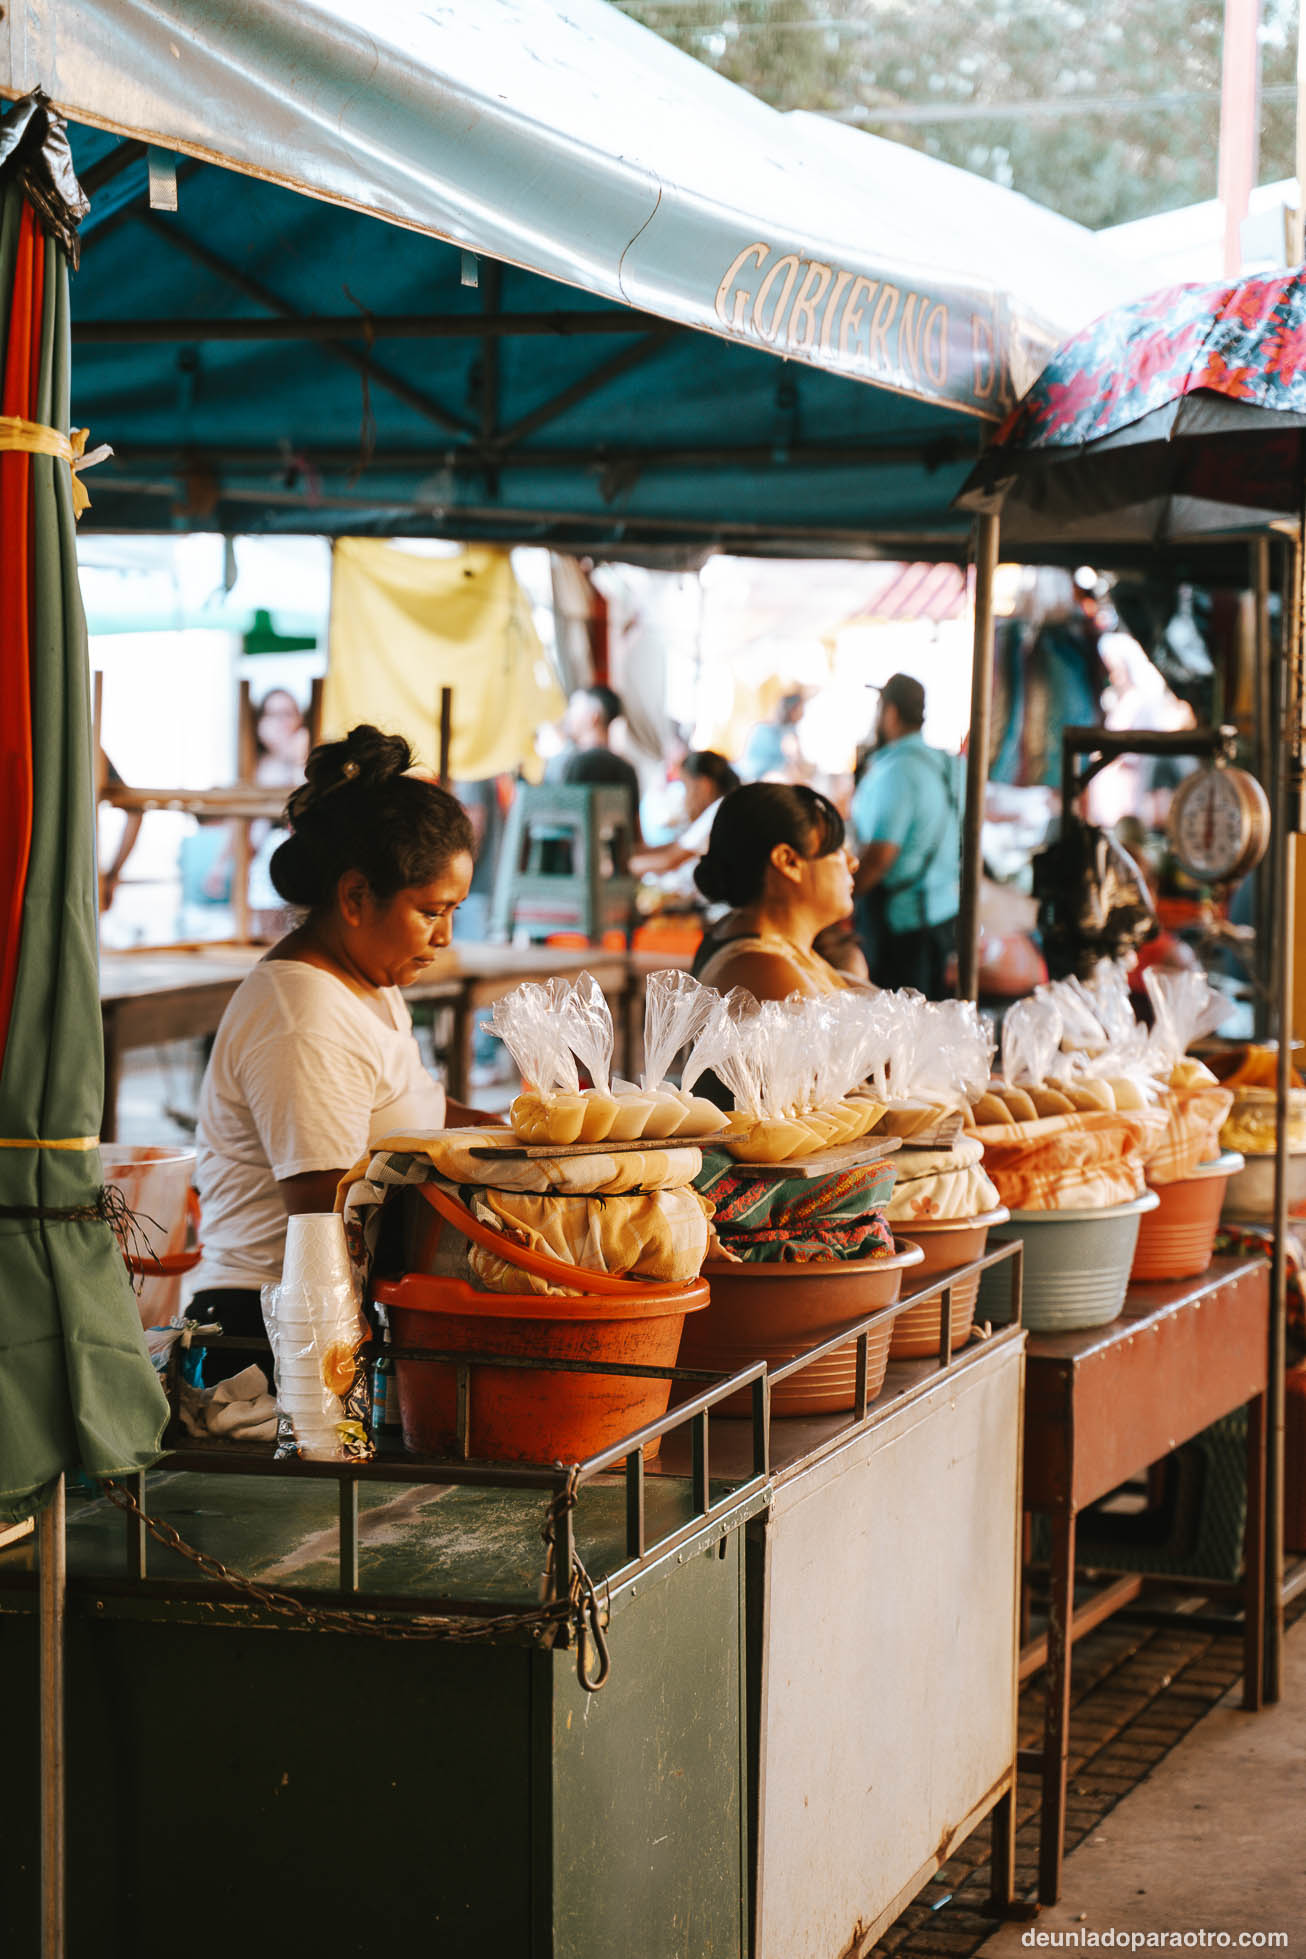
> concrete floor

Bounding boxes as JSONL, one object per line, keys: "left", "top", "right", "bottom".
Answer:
{"left": 976, "top": 1618, "right": 1306, "bottom": 1954}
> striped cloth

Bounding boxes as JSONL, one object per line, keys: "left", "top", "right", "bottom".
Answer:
{"left": 1146, "top": 1085, "right": 1235, "bottom": 1186}
{"left": 969, "top": 1109, "right": 1167, "bottom": 1211}
{"left": 694, "top": 1149, "right": 897, "bottom": 1263}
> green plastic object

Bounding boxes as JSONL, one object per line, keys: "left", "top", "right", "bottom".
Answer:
{"left": 978, "top": 1192, "right": 1160, "bottom": 1332}
{"left": 241, "top": 607, "right": 318, "bottom": 655}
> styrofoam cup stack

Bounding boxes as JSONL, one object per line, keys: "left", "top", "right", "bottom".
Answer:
{"left": 261, "top": 1213, "right": 365, "bottom": 1459}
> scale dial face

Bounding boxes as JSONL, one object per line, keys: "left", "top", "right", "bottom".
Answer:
{"left": 1167, "top": 765, "right": 1270, "bottom": 883}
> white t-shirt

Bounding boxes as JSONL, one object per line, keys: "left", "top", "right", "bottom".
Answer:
{"left": 645, "top": 796, "right": 722, "bottom": 901}
{"left": 195, "top": 960, "right": 446, "bottom": 1290}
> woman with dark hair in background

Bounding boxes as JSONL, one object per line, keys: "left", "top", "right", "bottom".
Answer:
{"left": 690, "top": 782, "right": 868, "bottom": 1002}
{"left": 189, "top": 725, "right": 491, "bottom": 1373}
{"left": 628, "top": 749, "right": 741, "bottom": 897}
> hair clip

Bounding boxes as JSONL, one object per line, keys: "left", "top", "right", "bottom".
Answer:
{"left": 317, "top": 758, "right": 362, "bottom": 800}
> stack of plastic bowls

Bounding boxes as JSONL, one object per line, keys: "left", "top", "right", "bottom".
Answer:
{"left": 264, "top": 1214, "right": 364, "bottom": 1458}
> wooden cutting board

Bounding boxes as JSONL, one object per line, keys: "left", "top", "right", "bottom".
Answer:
{"left": 467, "top": 1125, "right": 754, "bottom": 1160}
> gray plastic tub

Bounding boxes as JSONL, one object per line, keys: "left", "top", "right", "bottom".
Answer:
{"left": 977, "top": 1191, "right": 1160, "bottom": 1333}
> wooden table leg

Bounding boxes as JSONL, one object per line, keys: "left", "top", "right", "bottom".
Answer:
{"left": 445, "top": 990, "right": 471, "bottom": 1105}
{"left": 1243, "top": 1389, "right": 1267, "bottom": 1712}
{"left": 1039, "top": 1506, "right": 1076, "bottom": 1906}
{"left": 987, "top": 1781, "right": 1016, "bottom": 1915}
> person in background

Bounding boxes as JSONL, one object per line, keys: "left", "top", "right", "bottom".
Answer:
{"left": 629, "top": 750, "right": 740, "bottom": 902}
{"left": 740, "top": 689, "right": 805, "bottom": 782}
{"left": 545, "top": 682, "right": 644, "bottom": 843}
{"left": 451, "top": 774, "right": 510, "bottom": 943}
{"left": 691, "top": 783, "right": 867, "bottom": 1001}
{"left": 639, "top": 722, "right": 691, "bottom": 845}
{"left": 206, "top": 688, "right": 312, "bottom": 937}
{"left": 852, "top": 673, "right": 961, "bottom": 998}
{"left": 191, "top": 725, "right": 494, "bottom": 1380}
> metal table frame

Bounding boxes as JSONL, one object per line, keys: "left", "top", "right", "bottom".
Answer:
{"left": 1018, "top": 1255, "right": 1270, "bottom": 1906}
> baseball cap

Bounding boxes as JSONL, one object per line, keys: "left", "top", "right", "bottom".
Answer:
{"left": 875, "top": 672, "right": 926, "bottom": 724}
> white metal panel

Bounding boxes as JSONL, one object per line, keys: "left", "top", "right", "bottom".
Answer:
{"left": 759, "top": 1337, "right": 1024, "bottom": 1959}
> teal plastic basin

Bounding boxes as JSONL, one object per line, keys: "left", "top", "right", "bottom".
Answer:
{"left": 977, "top": 1191, "right": 1161, "bottom": 1333}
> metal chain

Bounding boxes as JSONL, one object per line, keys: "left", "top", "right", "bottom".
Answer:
{"left": 99, "top": 1472, "right": 611, "bottom": 1690}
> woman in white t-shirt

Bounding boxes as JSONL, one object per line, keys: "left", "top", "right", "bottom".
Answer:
{"left": 191, "top": 724, "right": 487, "bottom": 1374}
{"left": 627, "top": 750, "right": 741, "bottom": 902}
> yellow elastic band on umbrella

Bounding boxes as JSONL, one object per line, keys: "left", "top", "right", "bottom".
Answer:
{"left": 0, "top": 1136, "right": 101, "bottom": 1150}
{"left": 0, "top": 416, "right": 112, "bottom": 516}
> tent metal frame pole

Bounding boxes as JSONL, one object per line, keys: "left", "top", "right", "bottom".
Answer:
{"left": 39, "top": 1473, "right": 67, "bottom": 1959}
{"left": 1252, "top": 536, "right": 1274, "bottom": 1040}
{"left": 1265, "top": 519, "right": 1302, "bottom": 1702}
{"left": 71, "top": 307, "right": 673, "bottom": 344}
{"left": 958, "top": 514, "right": 1000, "bottom": 1002}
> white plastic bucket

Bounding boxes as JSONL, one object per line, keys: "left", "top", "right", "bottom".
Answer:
{"left": 100, "top": 1144, "right": 198, "bottom": 1329}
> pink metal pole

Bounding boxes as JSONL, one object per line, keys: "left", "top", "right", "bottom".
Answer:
{"left": 1218, "top": 0, "right": 1263, "bottom": 277}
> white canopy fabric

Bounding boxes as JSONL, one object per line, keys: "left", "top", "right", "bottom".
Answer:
{"left": 3, "top": 0, "right": 1139, "bottom": 420}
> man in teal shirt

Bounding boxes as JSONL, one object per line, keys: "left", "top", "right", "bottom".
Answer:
{"left": 851, "top": 673, "right": 962, "bottom": 997}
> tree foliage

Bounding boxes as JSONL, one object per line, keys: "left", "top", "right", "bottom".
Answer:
{"left": 618, "top": 0, "right": 1299, "bottom": 229}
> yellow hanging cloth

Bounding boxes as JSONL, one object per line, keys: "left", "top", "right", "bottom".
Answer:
{"left": 323, "top": 540, "right": 564, "bottom": 780}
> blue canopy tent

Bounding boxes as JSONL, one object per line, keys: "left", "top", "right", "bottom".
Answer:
{"left": 0, "top": 0, "right": 1143, "bottom": 557}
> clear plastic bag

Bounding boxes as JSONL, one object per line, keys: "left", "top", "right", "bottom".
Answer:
{"left": 640, "top": 969, "right": 719, "bottom": 1092}
{"left": 1001, "top": 995, "right": 1064, "bottom": 1087}
{"left": 488, "top": 979, "right": 580, "bottom": 1097}
{"left": 1144, "top": 968, "right": 1229, "bottom": 1075}
{"left": 560, "top": 970, "right": 615, "bottom": 1094}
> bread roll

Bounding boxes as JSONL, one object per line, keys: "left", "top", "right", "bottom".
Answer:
{"left": 607, "top": 1091, "right": 656, "bottom": 1141}
{"left": 677, "top": 1096, "right": 731, "bottom": 1137}
{"left": 1171, "top": 1056, "right": 1218, "bottom": 1088}
{"left": 972, "top": 1091, "right": 1011, "bottom": 1127}
{"left": 997, "top": 1086, "right": 1039, "bottom": 1123}
{"left": 509, "top": 1092, "right": 587, "bottom": 1145}
{"left": 577, "top": 1090, "right": 619, "bottom": 1142}
{"left": 724, "top": 1117, "right": 815, "bottom": 1163}
{"left": 640, "top": 1090, "right": 690, "bottom": 1139}
{"left": 1028, "top": 1084, "right": 1075, "bottom": 1117}
{"left": 1106, "top": 1075, "right": 1148, "bottom": 1111}
{"left": 1061, "top": 1078, "right": 1115, "bottom": 1113}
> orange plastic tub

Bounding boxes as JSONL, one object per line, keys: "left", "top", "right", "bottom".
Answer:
{"left": 888, "top": 1209, "right": 1009, "bottom": 1359}
{"left": 675, "top": 1240, "right": 923, "bottom": 1417}
{"left": 1132, "top": 1153, "right": 1243, "bottom": 1282}
{"left": 373, "top": 1187, "right": 706, "bottom": 1463}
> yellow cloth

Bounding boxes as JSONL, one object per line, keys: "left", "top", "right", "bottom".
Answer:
{"left": 467, "top": 1187, "right": 712, "bottom": 1296}
{"left": 883, "top": 1138, "right": 1002, "bottom": 1223}
{"left": 324, "top": 541, "right": 563, "bottom": 779}
{"left": 0, "top": 417, "right": 98, "bottom": 515}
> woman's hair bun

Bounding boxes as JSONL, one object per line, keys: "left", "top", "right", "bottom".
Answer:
{"left": 270, "top": 724, "right": 475, "bottom": 912}
{"left": 693, "top": 852, "right": 729, "bottom": 904}
{"left": 286, "top": 725, "right": 412, "bottom": 828}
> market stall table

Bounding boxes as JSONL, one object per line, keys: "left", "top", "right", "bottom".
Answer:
{"left": 1019, "top": 1256, "right": 1269, "bottom": 1906}
{"left": 99, "top": 942, "right": 634, "bottom": 1136}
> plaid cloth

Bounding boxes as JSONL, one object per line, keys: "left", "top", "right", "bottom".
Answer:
{"left": 694, "top": 1149, "right": 897, "bottom": 1263}
{"left": 341, "top": 1128, "right": 709, "bottom": 1297}
{"left": 1146, "top": 1084, "right": 1235, "bottom": 1186}
{"left": 970, "top": 1108, "right": 1167, "bottom": 1211}
{"left": 884, "top": 1137, "right": 1002, "bottom": 1223}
